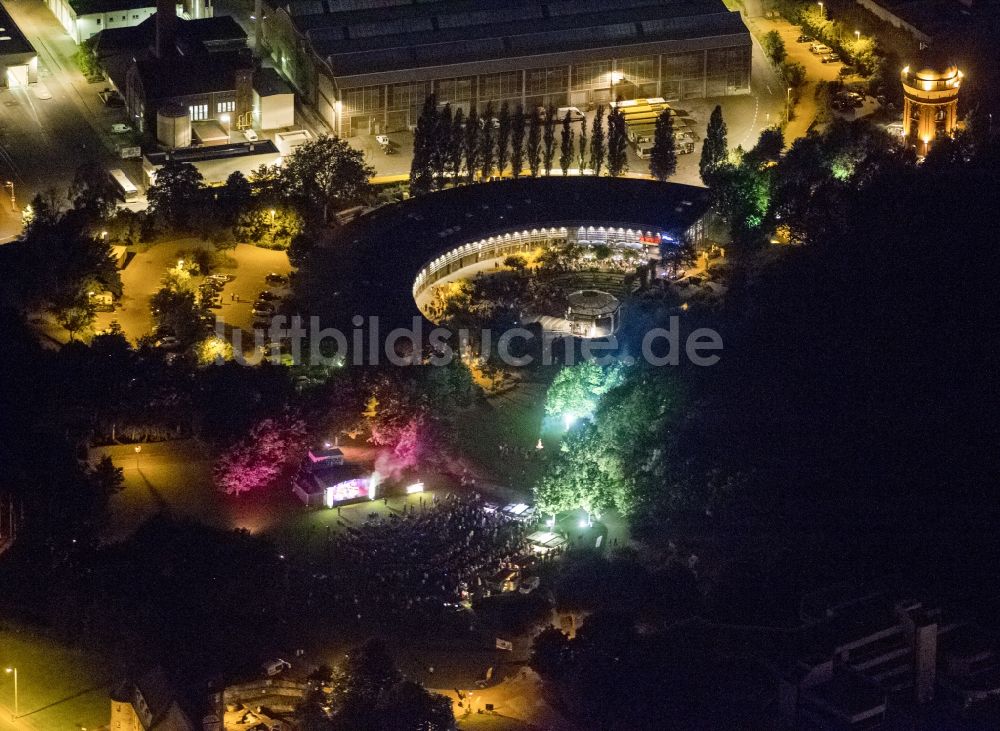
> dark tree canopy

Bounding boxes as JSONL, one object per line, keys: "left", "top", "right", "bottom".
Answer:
{"left": 649, "top": 109, "right": 677, "bottom": 181}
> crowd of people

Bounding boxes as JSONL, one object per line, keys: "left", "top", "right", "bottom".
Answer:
{"left": 326, "top": 494, "right": 531, "bottom": 620}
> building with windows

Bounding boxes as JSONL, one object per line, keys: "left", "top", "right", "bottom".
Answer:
{"left": 259, "top": 0, "right": 751, "bottom": 138}
{"left": 113, "top": 0, "right": 257, "bottom": 138}
{"left": 47, "top": 0, "right": 213, "bottom": 45}
{"left": 0, "top": 4, "right": 38, "bottom": 88}
{"left": 901, "top": 62, "right": 962, "bottom": 155}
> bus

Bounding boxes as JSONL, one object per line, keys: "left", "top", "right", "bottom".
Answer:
{"left": 108, "top": 168, "right": 138, "bottom": 202}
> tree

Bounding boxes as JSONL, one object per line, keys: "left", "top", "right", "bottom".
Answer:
{"left": 69, "top": 162, "right": 119, "bottom": 220}
{"left": 447, "top": 108, "right": 466, "bottom": 182}
{"left": 88, "top": 454, "right": 125, "bottom": 511}
{"left": 147, "top": 160, "right": 204, "bottom": 230}
{"left": 248, "top": 163, "right": 285, "bottom": 203}
{"left": 217, "top": 171, "right": 253, "bottom": 229}
{"left": 781, "top": 60, "right": 807, "bottom": 89}
{"left": 283, "top": 134, "right": 373, "bottom": 222}
{"left": 54, "top": 295, "right": 96, "bottom": 340}
{"left": 150, "top": 286, "right": 204, "bottom": 345}
{"left": 559, "top": 112, "right": 575, "bottom": 175}
{"left": 527, "top": 108, "right": 543, "bottom": 177}
{"left": 699, "top": 104, "right": 728, "bottom": 184}
{"left": 606, "top": 106, "right": 628, "bottom": 177}
{"left": 545, "top": 361, "right": 624, "bottom": 424}
{"left": 542, "top": 106, "right": 557, "bottom": 176}
{"left": 463, "top": 107, "right": 480, "bottom": 183}
{"left": 751, "top": 126, "right": 784, "bottom": 164}
{"left": 761, "top": 30, "right": 786, "bottom": 65}
{"left": 214, "top": 415, "right": 307, "bottom": 496}
{"left": 649, "top": 109, "right": 677, "bottom": 181}
{"left": 479, "top": 102, "right": 496, "bottom": 179}
{"left": 510, "top": 105, "right": 526, "bottom": 178}
{"left": 431, "top": 103, "right": 452, "bottom": 187}
{"left": 410, "top": 94, "right": 438, "bottom": 194}
{"left": 496, "top": 101, "right": 512, "bottom": 177}
{"left": 589, "top": 105, "right": 606, "bottom": 176}
{"left": 329, "top": 639, "right": 455, "bottom": 731}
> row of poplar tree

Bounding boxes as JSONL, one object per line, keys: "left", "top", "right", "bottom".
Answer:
{"left": 408, "top": 94, "right": 685, "bottom": 193}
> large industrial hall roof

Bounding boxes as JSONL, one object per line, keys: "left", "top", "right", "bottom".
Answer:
{"left": 272, "top": 0, "right": 748, "bottom": 78}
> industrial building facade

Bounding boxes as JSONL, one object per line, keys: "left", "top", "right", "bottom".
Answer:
{"left": 261, "top": 0, "right": 751, "bottom": 138}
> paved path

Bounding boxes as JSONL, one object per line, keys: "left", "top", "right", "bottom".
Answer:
{"left": 745, "top": 15, "right": 845, "bottom": 143}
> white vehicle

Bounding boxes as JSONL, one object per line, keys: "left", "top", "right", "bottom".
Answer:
{"left": 243, "top": 128, "right": 259, "bottom": 142}
{"left": 555, "top": 106, "right": 585, "bottom": 122}
{"left": 264, "top": 659, "right": 291, "bottom": 677}
{"left": 111, "top": 123, "right": 131, "bottom": 134}
{"left": 108, "top": 168, "right": 138, "bottom": 202}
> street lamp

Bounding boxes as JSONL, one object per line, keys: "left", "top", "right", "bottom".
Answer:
{"left": 5, "top": 667, "right": 17, "bottom": 717}
{"left": 134, "top": 444, "right": 141, "bottom": 471}
{"left": 4, "top": 181, "right": 14, "bottom": 212}
{"left": 786, "top": 87, "right": 792, "bottom": 122}
{"left": 220, "top": 113, "right": 231, "bottom": 140}
{"left": 818, "top": 1, "right": 824, "bottom": 17}
{"left": 269, "top": 208, "right": 276, "bottom": 224}
{"left": 855, "top": 30, "right": 861, "bottom": 41}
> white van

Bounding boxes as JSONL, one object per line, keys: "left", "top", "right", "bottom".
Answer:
{"left": 264, "top": 658, "right": 291, "bottom": 676}
{"left": 555, "top": 106, "right": 585, "bottom": 122}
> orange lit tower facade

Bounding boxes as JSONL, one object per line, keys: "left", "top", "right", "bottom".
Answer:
{"left": 901, "top": 64, "right": 963, "bottom": 155}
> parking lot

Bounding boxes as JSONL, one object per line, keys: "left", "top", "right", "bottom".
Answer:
{"left": 93, "top": 240, "right": 293, "bottom": 342}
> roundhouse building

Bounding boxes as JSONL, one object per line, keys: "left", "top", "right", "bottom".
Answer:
{"left": 299, "top": 177, "right": 712, "bottom": 331}
{"left": 260, "top": 0, "right": 751, "bottom": 138}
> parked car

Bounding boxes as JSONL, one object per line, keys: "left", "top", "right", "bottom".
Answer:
{"left": 810, "top": 43, "right": 832, "bottom": 54}
{"left": 253, "top": 305, "right": 275, "bottom": 318}
{"left": 111, "top": 123, "right": 131, "bottom": 134}
{"left": 797, "top": 34, "right": 813, "bottom": 43}
{"left": 822, "top": 53, "right": 841, "bottom": 64}
{"left": 265, "top": 272, "right": 289, "bottom": 286}
{"left": 257, "top": 290, "right": 279, "bottom": 302}
{"left": 206, "top": 273, "right": 235, "bottom": 284}
{"left": 243, "top": 128, "right": 259, "bottom": 142}
{"left": 156, "top": 335, "right": 180, "bottom": 350}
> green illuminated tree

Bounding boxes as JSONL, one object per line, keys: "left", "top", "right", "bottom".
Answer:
{"left": 545, "top": 361, "right": 624, "bottom": 423}
{"left": 649, "top": 109, "right": 677, "bottom": 181}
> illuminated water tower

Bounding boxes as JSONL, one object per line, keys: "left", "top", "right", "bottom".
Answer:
{"left": 901, "top": 64, "right": 963, "bottom": 155}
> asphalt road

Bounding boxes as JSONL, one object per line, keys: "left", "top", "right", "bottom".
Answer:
{"left": 0, "top": 0, "right": 135, "bottom": 240}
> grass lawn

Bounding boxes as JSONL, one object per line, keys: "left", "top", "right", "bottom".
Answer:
{"left": 453, "top": 380, "right": 553, "bottom": 491}
{"left": 0, "top": 625, "right": 109, "bottom": 731}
